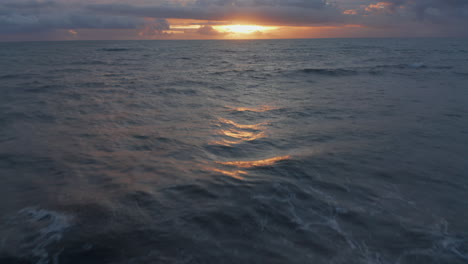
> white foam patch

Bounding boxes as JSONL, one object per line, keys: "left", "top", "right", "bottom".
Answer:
{"left": 16, "top": 207, "right": 73, "bottom": 264}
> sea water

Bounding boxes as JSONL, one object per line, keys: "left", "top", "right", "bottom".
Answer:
{"left": 0, "top": 38, "right": 467, "bottom": 263}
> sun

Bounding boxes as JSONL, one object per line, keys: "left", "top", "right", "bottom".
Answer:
{"left": 214, "top": 25, "right": 278, "bottom": 34}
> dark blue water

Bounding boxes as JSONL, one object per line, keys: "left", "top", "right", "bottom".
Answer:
{"left": 1, "top": 39, "right": 468, "bottom": 264}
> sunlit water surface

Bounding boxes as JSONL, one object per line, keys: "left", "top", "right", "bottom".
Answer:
{"left": 0, "top": 39, "right": 468, "bottom": 264}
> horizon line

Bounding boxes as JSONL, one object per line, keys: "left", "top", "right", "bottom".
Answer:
{"left": 1, "top": 36, "right": 467, "bottom": 44}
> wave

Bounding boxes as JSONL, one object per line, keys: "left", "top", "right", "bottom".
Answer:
{"left": 70, "top": 60, "right": 108, "bottom": 65}
{"left": 0, "top": 74, "right": 20, "bottom": 79}
{"left": 299, "top": 68, "right": 358, "bottom": 76}
{"left": 454, "top": 72, "right": 468, "bottom": 76}
{"left": 372, "top": 63, "right": 453, "bottom": 70}
{"left": 24, "top": 84, "right": 62, "bottom": 93}
{"left": 0, "top": 73, "right": 38, "bottom": 80}
{"left": 49, "top": 68, "right": 91, "bottom": 73}
{"left": 99, "top": 48, "right": 130, "bottom": 52}
{"left": 211, "top": 69, "right": 256, "bottom": 76}
{"left": 296, "top": 63, "right": 455, "bottom": 77}
{"left": 373, "top": 63, "right": 427, "bottom": 69}
{"left": 156, "top": 88, "right": 198, "bottom": 95}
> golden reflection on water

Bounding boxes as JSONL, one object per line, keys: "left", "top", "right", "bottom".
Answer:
{"left": 210, "top": 139, "right": 237, "bottom": 147}
{"left": 227, "top": 105, "right": 277, "bottom": 112}
{"left": 218, "top": 117, "right": 268, "bottom": 130}
{"left": 216, "top": 155, "right": 291, "bottom": 168}
{"left": 207, "top": 107, "right": 290, "bottom": 180}
{"left": 211, "top": 134, "right": 265, "bottom": 146}
{"left": 210, "top": 117, "right": 268, "bottom": 146}
{"left": 204, "top": 167, "right": 248, "bottom": 180}
{"left": 220, "top": 129, "right": 266, "bottom": 140}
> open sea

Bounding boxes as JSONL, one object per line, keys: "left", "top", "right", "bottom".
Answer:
{"left": 0, "top": 38, "right": 467, "bottom": 264}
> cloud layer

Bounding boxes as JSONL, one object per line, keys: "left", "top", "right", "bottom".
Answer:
{"left": 1, "top": 0, "right": 467, "bottom": 40}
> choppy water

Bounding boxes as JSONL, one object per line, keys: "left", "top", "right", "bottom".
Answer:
{"left": 1, "top": 39, "right": 468, "bottom": 264}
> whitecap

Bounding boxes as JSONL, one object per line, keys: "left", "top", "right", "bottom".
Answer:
{"left": 5, "top": 207, "right": 73, "bottom": 264}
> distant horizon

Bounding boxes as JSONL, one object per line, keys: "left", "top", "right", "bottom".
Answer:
{"left": 2, "top": 36, "right": 468, "bottom": 44}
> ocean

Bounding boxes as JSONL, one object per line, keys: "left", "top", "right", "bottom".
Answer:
{"left": 0, "top": 38, "right": 467, "bottom": 264}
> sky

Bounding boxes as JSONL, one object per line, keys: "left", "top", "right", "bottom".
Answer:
{"left": 1, "top": 0, "right": 468, "bottom": 41}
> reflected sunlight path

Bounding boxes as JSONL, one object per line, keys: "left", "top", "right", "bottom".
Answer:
{"left": 204, "top": 104, "right": 291, "bottom": 180}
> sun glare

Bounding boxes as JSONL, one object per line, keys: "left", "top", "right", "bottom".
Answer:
{"left": 214, "top": 25, "right": 278, "bottom": 34}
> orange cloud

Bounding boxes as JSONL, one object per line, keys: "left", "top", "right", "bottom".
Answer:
{"left": 343, "top": 9, "right": 358, "bottom": 15}
{"left": 365, "top": 2, "right": 394, "bottom": 13}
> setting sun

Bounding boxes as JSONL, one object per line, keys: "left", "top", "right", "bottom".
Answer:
{"left": 214, "top": 25, "right": 278, "bottom": 34}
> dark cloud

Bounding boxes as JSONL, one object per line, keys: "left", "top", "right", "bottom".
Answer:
{"left": 337, "top": 0, "right": 468, "bottom": 35}
{"left": 139, "top": 18, "right": 171, "bottom": 38}
{"left": 86, "top": 2, "right": 344, "bottom": 26}
{"left": 196, "top": 25, "right": 225, "bottom": 35}
{"left": 0, "top": 0, "right": 468, "bottom": 39}
{"left": 0, "top": 1, "right": 146, "bottom": 34}
{"left": 0, "top": 13, "right": 145, "bottom": 33}
{"left": 360, "top": 0, "right": 468, "bottom": 19}
{"left": 401, "top": 0, "right": 468, "bottom": 20}
{"left": 1, "top": 0, "right": 57, "bottom": 9}
{"left": 194, "top": 0, "right": 328, "bottom": 9}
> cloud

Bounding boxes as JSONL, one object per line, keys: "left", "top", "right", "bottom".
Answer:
{"left": 343, "top": 9, "right": 357, "bottom": 15}
{"left": 365, "top": 2, "right": 394, "bottom": 13}
{"left": 194, "top": 0, "right": 329, "bottom": 9}
{"left": 138, "top": 19, "right": 171, "bottom": 38}
{"left": 196, "top": 25, "right": 224, "bottom": 35}
{"left": 1, "top": 0, "right": 468, "bottom": 39}
{"left": 0, "top": 1, "right": 148, "bottom": 34}
{"left": 0, "top": 13, "right": 146, "bottom": 33}
{"left": 404, "top": 0, "right": 468, "bottom": 21}
{"left": 1, "top": 0, "right": 57, "bottom": 9}
{"left": 358, "top": 0, "right": 468, "bottom": 19}
{"left": 85, "top": 1, "right": 345, "bottom": 26}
